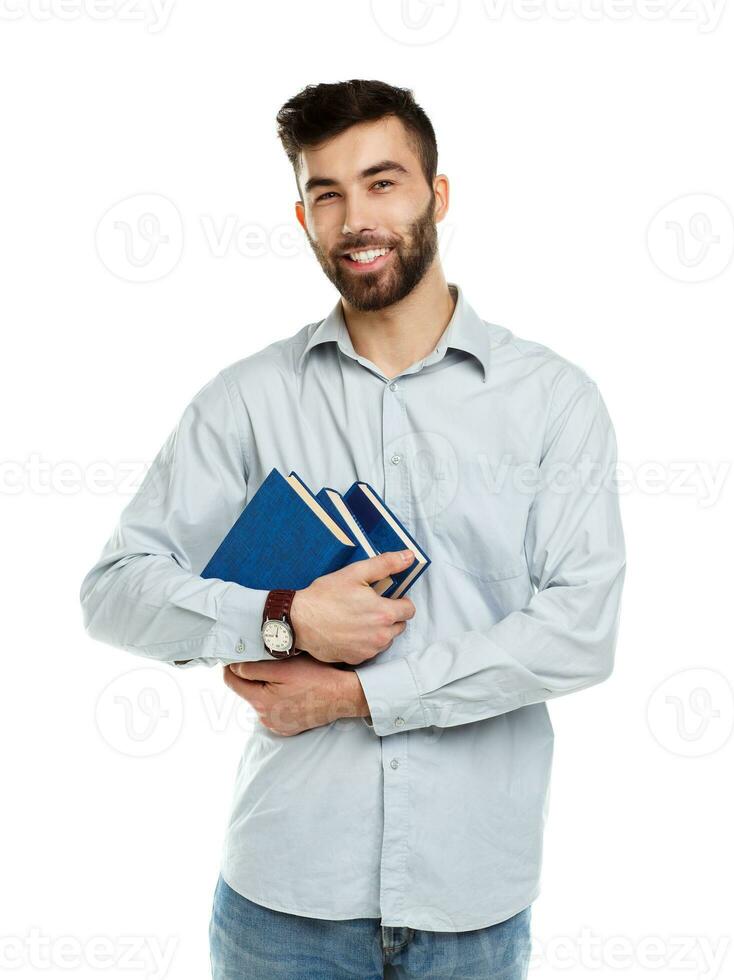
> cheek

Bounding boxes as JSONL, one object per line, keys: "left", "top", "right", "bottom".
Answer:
{"left": 390, "top": 206, "right": 427, "bottom": 243}
{"left": 308, "top": 209, "right": 341, "bottom": 245}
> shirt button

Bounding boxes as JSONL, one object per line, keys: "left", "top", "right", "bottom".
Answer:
{"left": 394, "top": 716, "right": 405, "bottom": 727}
{"left": 390, "top": 759, "right": 400, "bottom": 769}
{"left": 235, "top": 641, "right": 245, "bottom": 653}
{"left": 390, "top": 454, "right": 402, "bottom": 465}
{"left": 389, "top": 382, "right": 397, "bottom": 391}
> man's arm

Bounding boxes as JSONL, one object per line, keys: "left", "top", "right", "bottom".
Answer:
{"left": 354, "top": 377, "right": 626, "bottom": 735}
{"left": 79, "top": 369, "right": 275, "bottom": 668}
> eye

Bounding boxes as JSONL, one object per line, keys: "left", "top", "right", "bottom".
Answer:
{"left": 314, "top": 180, "right": 395, "bottom": 203}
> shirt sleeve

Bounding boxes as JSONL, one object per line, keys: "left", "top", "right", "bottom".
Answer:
{"left": 79, "top": 369, "right": 273, "bottom": 669}
{"left": 354, "top": 379, "right": 626, "bottom": 736}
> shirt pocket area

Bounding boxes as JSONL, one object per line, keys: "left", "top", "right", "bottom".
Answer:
{"left": 427, "top": 484, "right": 528, "bottom": 585}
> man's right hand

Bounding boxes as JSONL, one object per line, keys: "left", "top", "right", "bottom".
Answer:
{"left": 289, "top": 550, "right": 417, "bottom": 665}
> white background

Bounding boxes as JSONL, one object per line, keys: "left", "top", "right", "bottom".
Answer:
{"left": 1, "top": 1, "right": 732, "bottom": 978}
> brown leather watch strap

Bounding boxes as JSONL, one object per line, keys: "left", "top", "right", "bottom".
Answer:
{"left": 264, "top": 588, "right": 296, "bottom": 621}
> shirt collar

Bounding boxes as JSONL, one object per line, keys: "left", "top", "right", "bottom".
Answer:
{"left": 296, "top": 281, "right": 491, "bottom": 384}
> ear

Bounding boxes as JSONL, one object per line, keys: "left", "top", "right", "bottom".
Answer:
{"left": 295, "top": 200, "right": 306, "bottom": 231}
{"left": 432, "top": 174, "right": 450, "bottom": 223}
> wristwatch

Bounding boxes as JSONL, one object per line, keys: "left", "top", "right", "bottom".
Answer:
{"left": 261, "top": 588, "right": 300, "bottom": 659}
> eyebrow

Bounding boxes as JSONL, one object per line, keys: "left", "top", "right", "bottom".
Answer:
{"left": 304, "top": 159, "right": 410, "bottom": 196}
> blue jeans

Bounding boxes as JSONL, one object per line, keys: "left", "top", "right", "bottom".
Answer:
{"left": 209, "top": 874, "right": 532, "bottom": 979}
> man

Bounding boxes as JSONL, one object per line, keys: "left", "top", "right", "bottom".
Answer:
{"left": 80, "top": 79, "right": 626, "bottom": 979}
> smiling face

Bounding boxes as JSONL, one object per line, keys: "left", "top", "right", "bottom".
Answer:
{"left": 294, "top": 115, "right": 446, "bottom": 312}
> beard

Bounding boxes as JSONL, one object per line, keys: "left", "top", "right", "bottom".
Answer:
{"left": 305, "top": 193, "right": 439, "bottom": 312}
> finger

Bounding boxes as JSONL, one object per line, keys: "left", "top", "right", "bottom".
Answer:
{"left": 228, "top": 661, "right": 282, "bottom": 681}
{"left": 223, "top": 667, "right": 265, "bottom": 702}
{"left": 389, "top": 620, "right": 408, "bottom": 639}
{"left": 380, "top": 596, "right": 416, "bottom": 622}
{"left": 373, "top": 620, "right": 407, "bottom": 655}
{"left": 352, "top": 549, "right": 415, "bottom": 586}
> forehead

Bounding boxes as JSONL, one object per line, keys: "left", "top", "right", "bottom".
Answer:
{"left": 298, "top": 115, "right": 418, "bottom": 186}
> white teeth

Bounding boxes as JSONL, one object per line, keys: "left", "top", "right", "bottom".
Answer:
{"left": 347, "top": 247, "right": 391, "bottom": 263}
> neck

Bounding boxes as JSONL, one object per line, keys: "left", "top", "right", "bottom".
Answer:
{"left": 340, "top": 264, "right": 456, "bottom": 381}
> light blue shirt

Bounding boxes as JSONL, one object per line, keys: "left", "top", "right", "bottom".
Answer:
{"left": 79, "top": 282, "right": 626, "bottom": 931}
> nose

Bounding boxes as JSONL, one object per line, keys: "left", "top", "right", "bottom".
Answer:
{"left": 341, "top": 194, "right": 377, "bottom": 239}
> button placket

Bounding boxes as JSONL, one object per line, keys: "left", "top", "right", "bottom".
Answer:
{"left": 377, "top": 376, "right": 411, "bottom": 924}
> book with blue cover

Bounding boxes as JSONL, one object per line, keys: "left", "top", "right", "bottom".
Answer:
{"left": 341, "top": 480, "right": 430, "bottom": 598}
{"left": 200, "top": 466, "right": 430, "bottom": 598}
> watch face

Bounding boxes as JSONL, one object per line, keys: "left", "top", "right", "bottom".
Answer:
{"left": 262, "top": 618, "right": 293, "bottom": 652}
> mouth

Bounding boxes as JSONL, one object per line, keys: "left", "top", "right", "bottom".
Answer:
{"left": 339, "top": 246, "right": 395, "bottom": 272}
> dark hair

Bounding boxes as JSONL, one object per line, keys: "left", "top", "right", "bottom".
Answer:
{"left": 276, "top": 79, "right": 438, "bottom": 197}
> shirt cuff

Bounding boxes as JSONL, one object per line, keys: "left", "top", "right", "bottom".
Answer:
{"left": 353, "top": 656, "right": 427, "bottom": 736}
{"left": 173, "top": 580, "right": 272, "bottom": 668}
{"left": 217, "top": 580, "right": 274, "bottom": 660}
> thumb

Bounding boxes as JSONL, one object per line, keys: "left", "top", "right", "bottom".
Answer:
{"left": 353, "top": 549, "right": 415, "bottom": 586}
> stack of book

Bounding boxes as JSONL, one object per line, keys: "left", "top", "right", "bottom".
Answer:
{"left": 200, "top": 466, "right": 430, "bottom": 598}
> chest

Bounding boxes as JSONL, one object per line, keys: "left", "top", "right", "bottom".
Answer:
{"left": 243, "top": 369, "right": 540, "bottom": 586}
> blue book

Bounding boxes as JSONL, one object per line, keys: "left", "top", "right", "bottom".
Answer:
{"left": 341, "top": 480, "right": 430, "bottom": 598}
{"left": 289, "top": 473, "right": 392, "bottom": 592}
{"left": 314, "top": 485, "right": 394, "bottom": 596}
{"left": 201, "top": 467, "right": 362, "bottom": 591}
{"left": 200, "top": 466, "right": 429, "bottom": 598}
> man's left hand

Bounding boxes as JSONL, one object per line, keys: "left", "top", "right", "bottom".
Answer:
{"left": 223, "top": 653, "right": 370, "bottom": 736}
